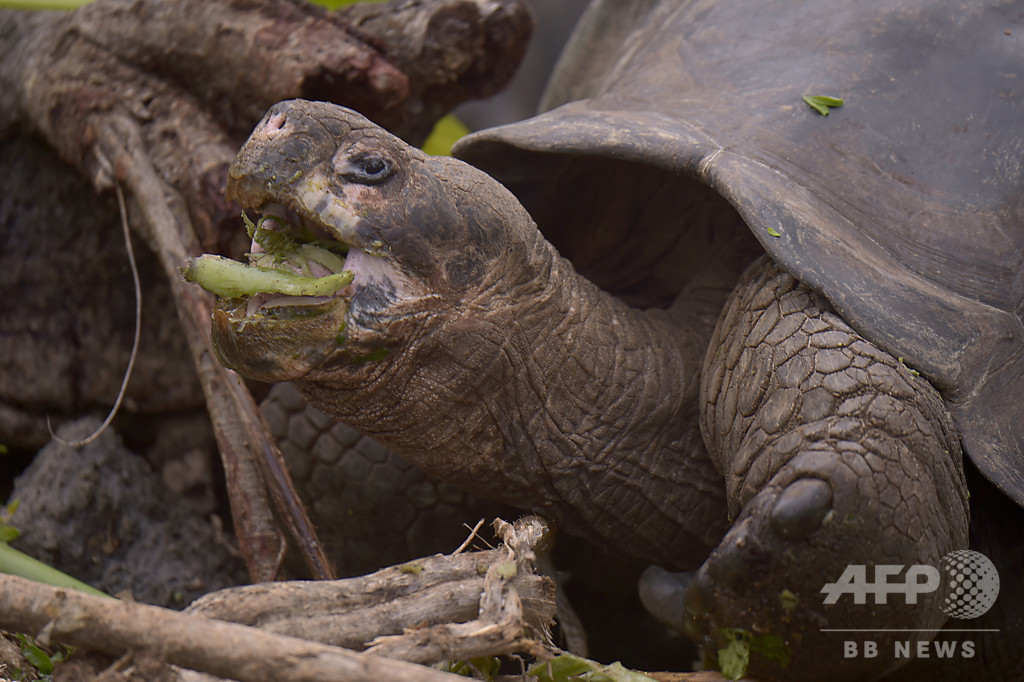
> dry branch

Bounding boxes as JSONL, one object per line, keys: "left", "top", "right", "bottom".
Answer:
{"left": 89, "top": 111, "right": 324, "bottom": 582}
{"left": 0, "top": 519, "right": 555, "bottom": 681}
{"left": 0, "top": 574, "right": 464, "bottom": 682}
{"left": 187, "top": 550, "right": 552, "bottom": 653}
{"left": 364, "top": 517, "right": 552, "bottom": 663}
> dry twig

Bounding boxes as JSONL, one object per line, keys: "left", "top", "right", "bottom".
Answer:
{"left": 0, "top": 573, "right": 465, "bottom": 682}
{"left": 0, "top": 519, "right": 556, "bottom": 681}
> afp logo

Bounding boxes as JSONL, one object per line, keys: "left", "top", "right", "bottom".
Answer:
{"left": 821, "top": 550, "right": 1000, "bottom": 618}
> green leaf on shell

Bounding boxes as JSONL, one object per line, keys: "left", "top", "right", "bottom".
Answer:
{"left": 803, "top": 95, "right": 844, "bottom": 116}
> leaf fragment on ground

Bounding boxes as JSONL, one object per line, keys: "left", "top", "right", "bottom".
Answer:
{"left": 528, "top": 653, "right": 656, "bottom": 682}
{"left": 719, "top": 637, "right": 750, "bottom": 680}
{"left": 15, "top": 633, "right": 56, "bottom": 675}
{"left": 436, "top": 656, "right": 501, "bottom": 681}
{"left": 716, "top": 628, "right": 791, "bottom": 679}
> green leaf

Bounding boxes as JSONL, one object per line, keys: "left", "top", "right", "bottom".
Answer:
{"left": 718, "top": 637, "right": 750, "bottom": 680}
{"left": 437, "top": 657, "right": 501, "bottom": 681}
{"left": 593, "top": 662, "right": 658, "bottom": 682}
{"left": 766, "top": 226, "right": 782, "bottom": 237}
{"left": 436, "top": 660, "right": 474, "bottom": 677}
{"left": 0, "top": 524, "right": 21, "bottom": 542}
{"left": 529, "top": 654, "right": 592, "bottom": 682}
{"left": 15, "top": 634, "right": 54, "bottom": 675}
{"left": 528, "top": 654, "right": 656, "bottom": 682}
{"left": 421, "top": 115, "right": 470, "bottom": 156}
{"left": 0, "top": 542, "right": 111, "bottom": 598}
{"left": 474, "top": 657, "right": 501, "bottom": 681}
{"left": 183, "top": 254, "right": 353, "bottom": 299}
{"left": 802, "top": 95, "right": 844, "bottom": 116}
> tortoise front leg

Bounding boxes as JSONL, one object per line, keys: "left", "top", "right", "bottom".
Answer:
{"left": 687, "top": 257, "right": 969, "bottom": 680}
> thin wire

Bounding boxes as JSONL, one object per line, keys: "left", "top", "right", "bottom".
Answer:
{"left": 48, "top": 182, "right": 142, "bottom": 447}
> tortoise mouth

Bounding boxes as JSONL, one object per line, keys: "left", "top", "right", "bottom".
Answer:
{"left": 200, "top": 193, "right": 424, "bottom": 382}
{"left": 213, "top": 194, "right": 421, "bottom": 320}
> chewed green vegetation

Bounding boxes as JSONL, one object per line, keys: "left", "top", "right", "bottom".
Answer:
{"left": 183, "top": 212, "right": 353, "bottom": 299}
{"left": 183, "top": 255, "right": 353, "bottom": 299}
{"left": 243, "top": 212, "right": 350, "bottom": 274}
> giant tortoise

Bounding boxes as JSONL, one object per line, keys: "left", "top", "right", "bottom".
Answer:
{"left": 188, "top": 0, "right": 1024, "bottom": 678}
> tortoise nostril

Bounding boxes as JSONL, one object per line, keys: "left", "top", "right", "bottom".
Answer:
{"left": 264, "top": 112, "right": 288, "bottom": 135}
{"left": 770, "top": 477, "right": 833, "bottom": 539}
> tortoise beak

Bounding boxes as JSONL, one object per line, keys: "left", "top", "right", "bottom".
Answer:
{"left": 211, "top": 297, "right": 350, "bottom": 383}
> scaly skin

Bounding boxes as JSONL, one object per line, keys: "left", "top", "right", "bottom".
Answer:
{"left": 262, "top": 382, "right": 512, "bottom": 577}
{"left": 689, "top": 258, "right": 968, "bottom": 680}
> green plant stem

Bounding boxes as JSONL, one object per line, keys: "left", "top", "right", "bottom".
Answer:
{"left": 0, "top": 542, "right": 111, "bottom": 598}
{"left": 0, "top": 0, "right": 93, "bottom": 9}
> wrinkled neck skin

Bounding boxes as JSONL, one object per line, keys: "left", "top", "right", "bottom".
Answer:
{"left": 295, "top": 228, "right": 729, "bottom": 569}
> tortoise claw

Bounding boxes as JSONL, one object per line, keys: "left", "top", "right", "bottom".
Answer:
{"left": 769, "top": 477, "right": 833, "bottom": 539}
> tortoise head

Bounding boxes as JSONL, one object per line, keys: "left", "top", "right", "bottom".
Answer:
{"left": 212, "top": 99, "right": 540, "bottom": 383}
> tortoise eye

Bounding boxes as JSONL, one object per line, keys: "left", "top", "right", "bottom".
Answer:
{"left": 341, "top": 153, "right": 393, "bottom": 185}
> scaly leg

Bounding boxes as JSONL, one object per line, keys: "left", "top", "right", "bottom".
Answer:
{"left": 687, "top": 257, "right": 969, "bottom": 680}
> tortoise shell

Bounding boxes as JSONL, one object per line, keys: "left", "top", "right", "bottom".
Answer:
{"left": 454, "top": 0, "right": 1024, "bottom": 506}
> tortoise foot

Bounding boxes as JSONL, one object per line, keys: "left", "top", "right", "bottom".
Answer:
{"left": 688, "top": 257, "right": 970, "bottom": 680}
